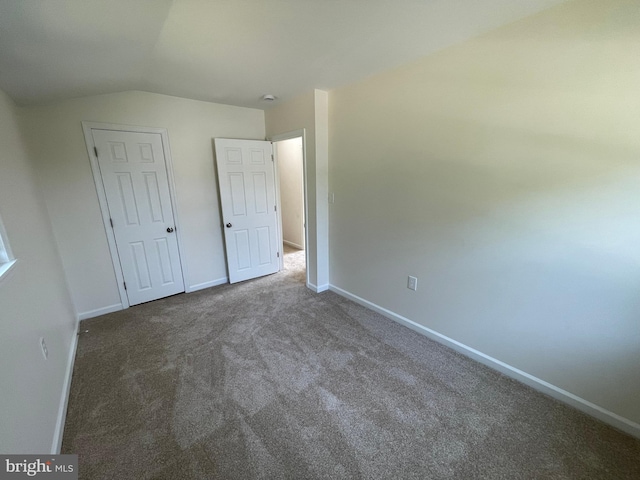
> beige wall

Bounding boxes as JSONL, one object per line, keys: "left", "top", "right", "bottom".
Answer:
{"left": 20, "top": 91, "right": 265, "bottom": 317}
{"left": 277, "top": 137, "right": 305, "bottom": 249}
{"left": 266, "top": 89, "right": 329, "bottom": 290}
{"left": 329, "top": 0, "right": 640, "bottom": 427}
{"left": 0, "top": 89, "right": 77, "bottom": 452}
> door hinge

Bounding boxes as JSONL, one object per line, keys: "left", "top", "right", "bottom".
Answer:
{"left": 109, "top": 218, "right": 114, "bottom": 228}
{"left": 274, "top": 205, "right": 277, "bottom": 212}
{"left": 94, "top": 146, "right": 98, "bottom": 157}
{"left": 271, "top": 154, "right": 274, "bottom": 161}
{"left": 277, "top": 252, "right": 280, "bottom": 258}
{"left": 123, "top": 281, "right": 127, "bottom": 290}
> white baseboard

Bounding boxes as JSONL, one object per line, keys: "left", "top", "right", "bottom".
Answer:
{"left": 307, "top": 282, "right": 329, "bottom": 293}
{"left": 329, "top": 284, "right": 640, "bottom": 439}
{"left": 188, "top": 277, "right": 228, "bottom": 292}
{"left": 51, "top": 327, "right": 79, "bottom": 454}
{"left": 77, "top": 303, "right": 123, "bottom": 321}
{"left": 283, "top": 240, "right": 304, "bottom": 250}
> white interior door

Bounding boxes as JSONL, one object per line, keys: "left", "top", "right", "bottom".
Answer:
{"left": 92, "top": 129, "right": 185, "bottom": 305}
{"left": 214, "top": 138, "right": 280, "bottom": 283}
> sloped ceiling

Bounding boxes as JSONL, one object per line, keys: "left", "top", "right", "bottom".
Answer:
{"left": 0, "top": 0, "right": 567, "bottom": 109}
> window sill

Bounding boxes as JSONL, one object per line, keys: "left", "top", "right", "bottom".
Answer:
{"left": 0, "top": 259, "right": 17, "bottom": 283}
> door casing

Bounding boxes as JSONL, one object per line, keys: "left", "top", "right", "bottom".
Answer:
{"left": 82, "top": 121, "right": 189, "bottom": 310}
{"left": 270, "top": 129, "right": 310, "bottom": 288}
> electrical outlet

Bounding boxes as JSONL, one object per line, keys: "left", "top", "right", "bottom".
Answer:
{"left": 407, "top": 276, "right": 418, "bottom": 291}
{"left": 40, "top": 337, "right": 49, "bottom": 360}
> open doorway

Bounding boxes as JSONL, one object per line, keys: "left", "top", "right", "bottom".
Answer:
{"left": 273, "top": 133, "right": 307, "bottom": 283}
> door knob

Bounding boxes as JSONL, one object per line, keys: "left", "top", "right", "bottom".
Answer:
{"left": 226, "top": 223, "right": 232, "bottom": 228}
{"left": 166, "top": 227, "right": 174, "bottom": 233}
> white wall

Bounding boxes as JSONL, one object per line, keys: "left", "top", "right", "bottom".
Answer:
{"left": 276, "top": 137, "right": 305, "bottom": 249}
{"left": 265, "top": 89, "right": 329, "bottom": 291}
{"left": 20, "top": 91, "right": 265, "bottom": 317}
{"left": 329, "top": 0, "right": 640, "bottom": 429}
{"left": 0, "top": 89, "right": 77, "bottom": 453}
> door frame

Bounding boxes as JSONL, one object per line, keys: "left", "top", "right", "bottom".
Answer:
{"left": 270, "top": 129, "right": 309, "bottom": 287}
{"left": 82, "top": 121, "right": 189, "bottom": 309}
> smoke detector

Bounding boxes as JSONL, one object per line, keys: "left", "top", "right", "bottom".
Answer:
{"left": 262, "top": 94, "right": 276, "bottom": 102}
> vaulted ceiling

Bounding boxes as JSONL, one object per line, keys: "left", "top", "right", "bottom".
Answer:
{"left": 0, "top": 0, "right": 567, "bottom": 109}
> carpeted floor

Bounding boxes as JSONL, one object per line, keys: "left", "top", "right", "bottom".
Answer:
{"left": 62, "top": 246, "right": 640, "bottom": 479}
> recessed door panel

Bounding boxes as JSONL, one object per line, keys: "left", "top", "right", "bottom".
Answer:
{"left": 250, "top": 149, "right": 266, "bottom": 165}
{"left": 234, "top": 230, "right": 251, "bottom": 271}
{"left": 109, "top": 142, "right": 128, "bottom": 163}
{"left": 130, "top": 241, "right": 152, "bottom": 290}
{"left": 226, "top": 148, "right": 242, "bottom": 165}
{"left": 154, "top": 237, "right": 175, "bottom": 285}
{"left": 139, "top": 143, "right": 154, "bottom": 163}
{"left": 256, "top": 227, "right": 271, "bottom": 266}
{"left": 252, "top": 172, "right": 268, "bottom": 214}
{"left": 228, "top": 173, "right": 247, "bottom": 216}
{"left": 144, "top": 172, "right": 164, "bottom": 223}
{"left": 116, "top": 173, "right": 140, "bottom": 226}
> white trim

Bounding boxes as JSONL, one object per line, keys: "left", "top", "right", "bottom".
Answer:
{"left": 188, "top": 277, "right": 228, "bottom": 292}
{"left": 306, "top": 282, "right": 329, "bottom": 293}
{"left": 51, "top": 327, "right": 79, "bottom": 454}
{"left": 283, "top": 240, "right": 304, "bottom": 250}
{"left": 82, "top": 122, "right": 189, "bottom": 309}
{"left": 0, "top": 213, "right": 17, "bottom": 283}
{"left": 270, "top": 129, "right": 310, "bottom": 291}
{"left": 329, "top": 284, "right": 640, "bottom": 439}
{"left": 271, "top": 142, "right": 284, "bottom": 271}
{"left": 77, "top": 303, "right": 123, "bottom": 321}
{"left": 0, "top": 213, "right": 14, "bottom": 263}
{"left": 0, "top": 259, "right": 17, "bottom": 284}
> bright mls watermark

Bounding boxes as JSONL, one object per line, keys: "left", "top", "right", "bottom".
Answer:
{"left": 0, "top": 455, "right": 77, "bottom": 479}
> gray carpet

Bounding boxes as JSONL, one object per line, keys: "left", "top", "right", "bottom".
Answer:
{"left": 62, "top": 246, "right": 640, "bottom": 479}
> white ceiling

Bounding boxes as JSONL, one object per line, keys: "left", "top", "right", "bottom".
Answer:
{"left": 0, "top": 0, "right": 567, "bottom": 109}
